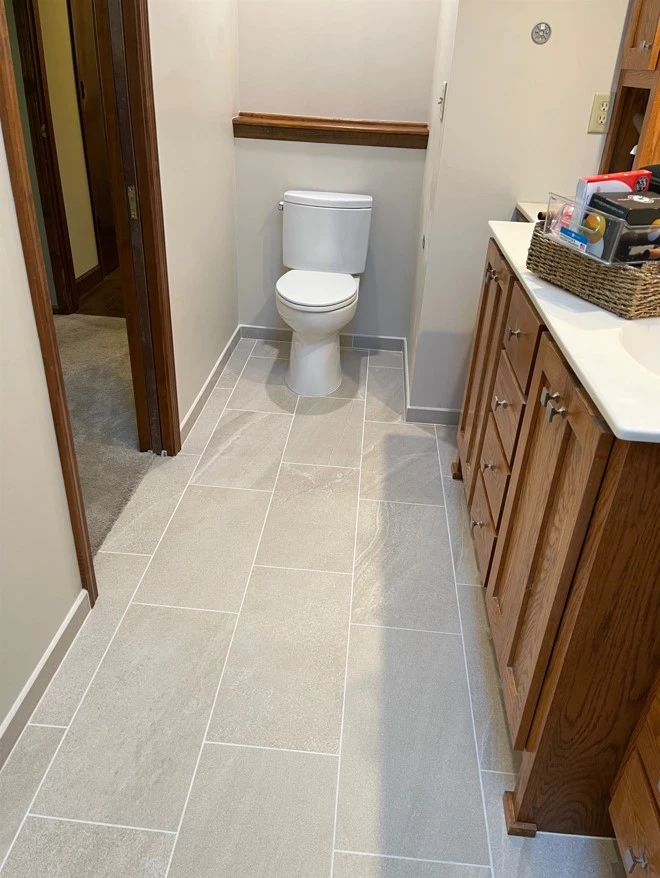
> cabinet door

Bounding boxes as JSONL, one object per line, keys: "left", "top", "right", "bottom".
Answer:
{"left": 485, "top": 333, "right": 613, "bottom": 749}
{"left": 456, "top": 240, "right": 512, "bottom": 502}
{"left": 623, "top": 0, "right": 660, "bottom": 71}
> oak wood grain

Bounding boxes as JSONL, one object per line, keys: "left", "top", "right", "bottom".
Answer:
{"left": 481, "top": 412, "right": 510, "bottom": 530}
{"left": 503, "top": 281, "right": 544, "bottom": 396}
{"left": 610, "top": 749, "right": 660, "bottom": 876}
{"left": 491, "top": 350, "right": 525, "bottom": 465}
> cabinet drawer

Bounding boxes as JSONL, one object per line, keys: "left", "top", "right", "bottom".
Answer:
{"left": 639, "top": 697, "right": 660, "bottom": 813}
{"left": 491, "top": 351, "right": 525, "bottom": 464}
{"left": 610, "top": 749, "right": 660, "bottom": 876}
{"left": 471, "top": 471, "right": 496, "bottom": 584}
{"left": 481, "top": 413, "right": 510, "bottom": 529}
{"left": 503, "top": 282, "right": 544, "bottom": 394}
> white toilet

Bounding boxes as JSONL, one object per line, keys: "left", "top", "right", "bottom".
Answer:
{"left": 276, "top": 190, "right": 373, "bottom": 397}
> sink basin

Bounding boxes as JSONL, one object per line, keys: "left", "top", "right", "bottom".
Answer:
{"left": 619, "top": 323, "right": 660, "bottom": 378}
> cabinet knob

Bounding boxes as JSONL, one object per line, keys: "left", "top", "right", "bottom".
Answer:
{"left": 545, "top": 402, "right": 567, "bottom": 423}
{"left": 481, "top": 460, "right": 495, "bottom": 472}
{"left": 540, "top": 386, "right": 560, "bottom": 407}
{"left": 492, "top": 395, "right": 508, "bottom": 411}
{"left": 485, "top": 267, "right": 498, "bottom": 282}
{"left": 470, "top": 518, "right": 483, "bottom": 531}
{"left": 506, "top": 326, "right": 521, "bottom": 341}
{"left": 638, "top": 39, "right": 652, "bottom": 50}
{"left": 623, "top": 846, "right": 648, "bottom": 873}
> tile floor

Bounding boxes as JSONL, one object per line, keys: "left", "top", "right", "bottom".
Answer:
{"left": 0, "top": 339, "right": 625, "bottom": 877}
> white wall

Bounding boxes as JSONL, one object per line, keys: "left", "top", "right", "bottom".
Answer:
{"left": 0, "top": 137, "right": 83, "bottom": 727}
{"left": 238, "top": 0, "right": 440, "bottom": 122}
{"left": 408, "top": 0, "right": 627, "bottom": 413}
{"left": 148, "top": 0, "right": 240, "bottom": 421}
{"left": 236, "top": 139, "right": 425, "bottom": 337}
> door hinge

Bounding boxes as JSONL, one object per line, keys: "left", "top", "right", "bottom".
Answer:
{"left": 127, "top": 185, "right": 139, "bottom": 220}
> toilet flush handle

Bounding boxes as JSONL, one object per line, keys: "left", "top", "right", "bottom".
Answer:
{"left": 278, "top": 201, "right": 284, "bottom": 211}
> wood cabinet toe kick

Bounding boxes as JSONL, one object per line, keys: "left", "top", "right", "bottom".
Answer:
{"left": 454, "top": 237, "right": 660, "bottom": 842}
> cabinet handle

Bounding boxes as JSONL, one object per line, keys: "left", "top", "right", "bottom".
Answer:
{"left": 623, "top": 846, "right": 648, "bottom": 872}
{"left": 485, "top": 267, "right": 498, "bottom": 282}
{"left": 540, "top": 386, "right": 560, "bottom": 407}
{"left": 545, "top": 402, "right": 567, "bottom": 423}
{"left": 470, "top": 518, "right": 483, "bottom": 531}
{"left": 638, "top": 39, "right": 652, "bottom": 50}
{"left": 492, "top": 395, "right": 508, "bottom": 411}
{"left": 481, "top": 460, "right": 495, "bottom": 472}
{"left": 506, "top": 327, "right": 521, "bottom": 341}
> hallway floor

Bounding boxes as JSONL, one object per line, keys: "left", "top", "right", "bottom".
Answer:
{"left": 0, "top": 338, "right": 624, "bottom": 877}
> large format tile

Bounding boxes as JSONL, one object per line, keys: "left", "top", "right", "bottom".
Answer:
{"left": 135, "top": 486, "right": 270, "bottom": 611}
{"left": 208, "top": 567, "right": 350, "bottom": 752}
{"left": 368, "top": 350, "right": 403, "bottom": 368}
{"left": 444, "top": 478, "right": 481, "bottom": 585}
{"left": 2, "top": 817, "right": 173, "bottom": 878}
{"left": 365, "top": 367, "right": 404, "bottom": 423}
{"left": 328, "top": 349, "right": 368, "bottom": 400}
{"left": 284, "top": 397, "right": 364, "bottom": 468}
{"left": 361, "top": 422, "right": 444, "bottom": 505}
{"left": 181, "top": 387, "right": 231, "bottom": 454}
{"left": 458, "top": 586, "right": 520, "bottom": 773}
{"left": 228, "top": 358, "right": 298, "bottom": 413}
{"left": 215, "top": 338, "right": 255, "bottom": 389}
{"left": 168, "top": 743, "right": 336, "bottom": 877}
{"left": 192, "top": 410, "right": 292, "bottom": 490}
{"left": 100, "top": 453, "right": 198, "bottom": 554}
{"left": 33, "top": 553, "right": 149, "bottom": 726}
{"left": 34, "top": 604, "right": 234, "bottom": 830}
{"left": 353, "top": 500, "right": 460, "bottom": 633}
{"left": 251, "top": 338, "right": 291, "bottom": 359}
{"left": 435, "top": 425, "right": 459, "bottom": 478}
{"left": 0, "top": 726, "right": 64, "bottom": 863}
{"left": 334, "top": 853, "right": 490, "bottom": 878}
{"left": 257, "top": 463, "right": 359, "bottom": 572}
{"left": 336, "top": 626, "right": 489, "bottom": 865}
{"left": 483, "top": 771, "right": 624, "bottom": 878}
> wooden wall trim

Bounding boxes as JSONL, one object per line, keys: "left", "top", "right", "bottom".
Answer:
{"left": 0, "top": 0, "right": 97, "bottom": 604}
{"left": 233, "top": 112, "right": 429, "bottom": 149}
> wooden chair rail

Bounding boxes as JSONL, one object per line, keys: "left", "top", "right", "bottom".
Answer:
{"left": 232, "top": 112, "right": 429, "bottom": 149}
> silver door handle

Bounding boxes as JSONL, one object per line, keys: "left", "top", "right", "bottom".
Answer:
{"left": 492, "top": 396, "right": 508, "bottom": 411}
{"left": 623, "top": 846, "right": 648, "bottom": 872}
{"left": 481, "top": 460, "right": 495, "bottom": 472}
{"left": 506, "top": 327, "right": 521, "bottom": 340}
{"left": 545, "top": 402, "right": 567, "bottom": 423}
{"left": 540, "top": 387, "right": 560, "bottom": 407}
{"left": 639, "top": 39, "right": 652, "bottom": 50}
{"left": 470, "top": 518, "right": 483, "bottom": 531}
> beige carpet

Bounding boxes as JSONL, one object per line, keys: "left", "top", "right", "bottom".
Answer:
{"left": 55, "top": 314, "right": 153, "bottom": 554}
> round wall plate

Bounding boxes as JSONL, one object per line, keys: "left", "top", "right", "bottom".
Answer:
{"left": 531, "top": 22, "right": 552, "bottom": 44}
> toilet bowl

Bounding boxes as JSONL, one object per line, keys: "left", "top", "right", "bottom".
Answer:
{"left": 276, "top": 270, "right": 359, "bottom": 396}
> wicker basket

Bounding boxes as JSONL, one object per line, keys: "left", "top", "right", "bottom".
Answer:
{"left": 526, "top": 222, "right": 660, "bottom": 319}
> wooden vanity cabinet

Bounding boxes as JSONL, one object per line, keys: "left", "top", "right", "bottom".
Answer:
{"left": 622, "top": 0, "right": 660, "bottom": 71}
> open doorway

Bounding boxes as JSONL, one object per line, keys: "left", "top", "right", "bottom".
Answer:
{"left": 1, "top": 0, "right": 181, "bottom": 596}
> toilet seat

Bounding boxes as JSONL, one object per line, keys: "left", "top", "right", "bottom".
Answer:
{"left": 276, "top": 270, "right": 358, "bottom": 312}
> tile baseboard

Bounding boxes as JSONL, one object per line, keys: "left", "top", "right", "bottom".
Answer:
{"left": 406, "top": 406, "right": 460, "bottom": 426}
{"left": 180, "top": 328, "right": 241, "bottom": 443}
{"left": 0, "top": 590, "right": 90, "bottom": 769}
{"left": 240, "top": 325, "right": 404, "bottom": 353}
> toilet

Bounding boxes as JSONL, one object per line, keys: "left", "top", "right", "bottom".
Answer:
{"left": 276, "top": 190, "right": 373, "bottom": 397}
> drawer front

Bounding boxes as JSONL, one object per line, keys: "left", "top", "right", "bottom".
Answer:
{"left": 503, "top": 282, "right": 544, "bottom": 394}
{"left": 639, "top": 696, "right": 660, "bottom": 814}
{"left": 471, "top": 471, "right": 496, "bottom": 584}
{"left": 610, "top": 749, "right": 660, "bottom": 877}
{"left": 491, "top": 351, "right": 526, "bottom": 464}
{"left": 480, "top": 413, "right": 510, "bottom": 529}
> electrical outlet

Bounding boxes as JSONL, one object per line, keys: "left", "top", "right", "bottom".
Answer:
{"left": 588, "top": 92, "right": 612, "bottom": 134}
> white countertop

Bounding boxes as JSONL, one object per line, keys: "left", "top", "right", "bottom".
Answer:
{"left": 489, "top": 221, "right": 660, "bottom": 443}
{"left": 515, "top": 201, "right": 547, "bottom": 222}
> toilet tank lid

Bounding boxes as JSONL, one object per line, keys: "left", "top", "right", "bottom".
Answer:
{"left": 283, "top": 190, "right": 373, "bottom": 209}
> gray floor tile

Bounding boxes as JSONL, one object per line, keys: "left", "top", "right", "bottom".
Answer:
{"left": 228, "top": 358, "right": 298, "bottom": 413}
{"left": 208, "top": 566, "right": 350, "bottom": 752}
{"left": 284, "top": 397, "right": 365, "bottom": 468}
{"left": 257, "top": 463, "right": 359, "bottom": 572}
{"left": 33, "top": 604, "right": 234, "bottom": 830}
{"left": 100, "top": 453, "right": 198, "bottom": 555}
{"left": 443, "top": 479, "right": 481, "bottom": 585}
{"left": 435, "top": 426, "right": 459, "bottom": 478}
{"left": 336, "top": 626, "right": 489, "bottom": 865}
{"left": 192, "top": 410, "right": 292, "bottom": 490}
{"left": 328, "top": 349, "right": 369, "bottom": 400}
{"left": 0, "top": 726, "right": 64, "bottom": 863}
{"left": 334, "top": 853, "right": 490, "bottom": 877}
{"left": 483, "top": 771, "right": 624, "bottom": 878}
{"left": 458, "top": 587, "right": 520, "bottom": 773}
{"left": 353, "top": 500, "right": 460, "bottom": 633}
{"left": 135, "top": 486, "right": 270, "bottom": 612}
{"left": 361, "top": 422, "right": 444, "bottom": 505}
{"left": 181, "top": 387, "right": 231, "bottom": 454}
{"left": 354, "top": 336, "right": 403, "bottom": 352}
{"left": 366, "top": 367, "right": 405, "bottom": 423}
{"left": 33, "top": 553, "right": 149, "bottom": 726}
{"left": 168, "top": 743, "right": 337, "bottom": 878}
{"left": 368, "top": 350, "right": 404, "bottom": 368}
{"left": 241, "top": 326, "right": 291, "bottom": 342}
{"left": 1, "top": 817, "right": 173, "bottom": 878}
{"left": 251, "top": 339, "right": 291, "bottom": 359}
{"left": 215, "top": 338, "right": 256, "bottom": 389}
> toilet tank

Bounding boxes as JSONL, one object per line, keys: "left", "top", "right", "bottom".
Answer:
{"left": 282, "top": 190, "right": 373, "bottom": 274}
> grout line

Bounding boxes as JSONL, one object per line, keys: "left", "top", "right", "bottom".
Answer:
{"left": 0, "top": 341, "right": 257, "bottom": 876}
{"left": 26, "top": 722, "right": 68, "bottom": 730}
{"left": 163, "top": 394, "right": 301, "bottom": 877}
{"left": 27, "top": 813, "right": 176, "bottom": 836}
{"left": 435, "top": 426, "right": 495, "bottom": 877}
{"left": 187, "top": 483, "right": 273, "bottom": 494}
{"left": 131, "top": 602, "right": 239, "bottom": 616}
{"left": 282, "top": 462, "right": 360, "bottom": 470}
{"left": 203, "top": 741, "right": 337, "bottom": 758}
{"left": 350, "top": 622, "right": 462, "bottom": 637}
{"left": 175, "top": 452, "right": 200, "bottom": 458}
{"left": 481, "top": 769, "right": 515, "bottom": 776}
{"left": 96, "top": 550, "right": 153, "bottom": 558}
{"left": 366, "top": 365, "right": 403, "bottom": 371}
{"left": 254, "top": 564, "right": 351, "bottom": 577}
{"left": 457, "top": 581, "right": 484, "bottom": 588}
{"left": 334, "top": 849, "right": 490, "bottom": 869}
{"left": 358, "top": 498, "right": 445, "bottom": 509}
{"left": 224, "top": 407, "right": 297, "bottom": 416}
{"left": 329, "top": 352, "right": 369, "bottom": 878}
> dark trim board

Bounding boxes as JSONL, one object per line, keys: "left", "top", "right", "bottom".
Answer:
{"left": 75, "top": 262, "right": 103, "bottom": 297}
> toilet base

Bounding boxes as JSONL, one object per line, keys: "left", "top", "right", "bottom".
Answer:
{"left": 286, "top": 332, "right": 342, "bottom": 397}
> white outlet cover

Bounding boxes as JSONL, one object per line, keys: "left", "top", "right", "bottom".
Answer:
{"left": 588, "top": 92, "right": 612, "bottom": 134}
